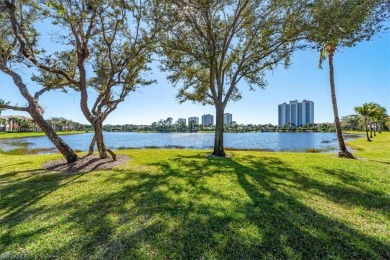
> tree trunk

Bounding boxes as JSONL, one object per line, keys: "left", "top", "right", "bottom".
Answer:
{"left": 373, "top": 121, "right": 377, "bottom": 136}
{"left": 364, "top": 117, "right": 371, "bottom": 141}
{"left": 327, "top": 48, "right": 354, "bottom": 159}
{"left": 93, "top": 119, "right": 108, "bottom": 159}
{"left": 88, "top": 133, "right": 96, "bottom": 155}
{"left": 1, "top": 65, "right": 78, "bottom": 163}
{"left": 29, "top": 107, "right": 78, "bottom": 163}
{"left": 212, "top": 105, "right": 225, "bottom": 156}
{"left": 369, "top": 120, "right": 373, "bottom": 138}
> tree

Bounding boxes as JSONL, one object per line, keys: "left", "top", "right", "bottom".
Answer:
{"left": 371, "top": 103, "right": 387, "bottom": 135}
{"left": 0, "top": 1, "right": 78, "bottom": 162}
{"left": 341, "top": 114, "right": 361, "bottom": 131}
{"left": 355, "top": 103, "right": 376, "bottom": 142}
{"left": 5, "top": 0, "right": 157, "bottom": 160}
{"left": 174, "top": 119, "right": 187, "bottom": 132}
{"left": 367, "top": 102, "right": 377, "bottom": 138}
{"left": 385, "top": 116, "right": 390, "bottom": 131}
{"left": 307, "top": 0, "right": 390, "bottom": 158}
{"left": 159, "top": 0, "right": 308, "bottom": 156}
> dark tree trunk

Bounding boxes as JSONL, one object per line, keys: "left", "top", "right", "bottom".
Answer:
{"left": 364, "top": 117, "right": 371, "bottom": 141}
{"left": 93, "top": 119, "right": 108, "bottom": 159}
{"left": 88, "top": 134, "right": 96, "bottom": 155}
{"left": 2, "top": 65, "right": 78, "bottom": 163}
{"left": 91, "top": 120, "right": 116, "bottom": 160}
{"left": 212, "top": 105, "right": 226, "bottom": 156}
{"left": 369, "top": 120, "right": 373, "bottom": 138}
{"left": 327, "top": 48, "right": 354, "bottom": 159}
{"left": 29, "top": 106, "right": 78, "bottom": 163}
{"left": 373, "top": 121, "right": 377, "bottom": 136}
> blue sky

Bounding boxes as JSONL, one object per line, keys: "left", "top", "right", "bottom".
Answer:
{"left": 1, "top": 32, "right": 389, "bottom": 125}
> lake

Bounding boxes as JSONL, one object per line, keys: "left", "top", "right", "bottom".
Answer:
{"left": 0, "top": 132, "right": 361, "bottom": 153}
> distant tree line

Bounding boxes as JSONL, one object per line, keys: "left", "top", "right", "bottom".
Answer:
{"left": 0, "top": 116, "right": 87, "bottom": 133}
{"left": 352, "top": 102, "right": 388, "bottom": 141}
{"left": 104, "top": 120, "right": 390, "bottom": 134}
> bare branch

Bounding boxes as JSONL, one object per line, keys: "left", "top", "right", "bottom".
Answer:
{"left": 0, "top": 104, "right": 28, "bottom": 112}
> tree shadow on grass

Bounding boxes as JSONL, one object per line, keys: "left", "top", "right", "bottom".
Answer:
{"left": 309, "top": 166, "right": 390, "bottom": 214}
{"left": 368, "top": 159, "right": 390, "bottom": 165}
{"left": 1, "top": 152, "right": 389, "bottom": 258}
{"left": 0, "top": 166, "right": 85, "bottom": 255}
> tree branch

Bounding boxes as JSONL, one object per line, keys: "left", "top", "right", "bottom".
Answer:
{"left": 0, "top": 104, "right": 28, "bottom": 112}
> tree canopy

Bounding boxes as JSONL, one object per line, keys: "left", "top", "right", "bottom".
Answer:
{"left": 4, "top": 0, "right": 159, "bottom": 159}
{"left": 158, "top": 0, "right": 309, "bottom": 155}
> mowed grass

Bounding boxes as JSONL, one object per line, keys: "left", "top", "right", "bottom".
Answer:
{"left": 0, "top": 131, "right": 85, "bottom": 140}
{"left": 0, "top": 133, "right": 389, "bottom": 258}
{"left": 347, "top": 131, "right": 390, "bottom": 164}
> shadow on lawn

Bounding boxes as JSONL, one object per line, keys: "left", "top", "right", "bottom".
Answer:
{"left": 0, "top": 153, "right": 389, "bottom": 258}
{"left": 0, "top": 168, "right": 85, "bottom": 253}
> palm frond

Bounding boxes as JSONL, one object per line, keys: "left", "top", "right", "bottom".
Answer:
{"left": 318, "top": 45, "right": 327, "bottom": 69}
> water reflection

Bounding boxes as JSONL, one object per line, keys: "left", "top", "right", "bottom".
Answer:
{"left": 0, "top": 132, "right": 360, "bottom": 153}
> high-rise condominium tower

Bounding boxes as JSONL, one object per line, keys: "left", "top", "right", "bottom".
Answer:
{"left": 278, "top": 100, "right": 314, "bottom": 127}
{"left": 201, "top": 114, "right": 214, "bottom": 126}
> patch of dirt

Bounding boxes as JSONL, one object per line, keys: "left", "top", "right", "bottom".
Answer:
{"left": 43, "top": 154, "right": 130, "bottom": 173}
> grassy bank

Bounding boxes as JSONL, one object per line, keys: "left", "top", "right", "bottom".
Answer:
{"left": 0, "top": 134, "right": 389, "bottom": 258}
{"left": 347, "top": 131, "right": 390, "bottom": 163}
{"left": 0, "top": 131, "right": 86, "bottom": 140}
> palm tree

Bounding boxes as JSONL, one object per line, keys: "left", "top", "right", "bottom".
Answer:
{"left": 318, "top": 42, "right": 354, "bottom": 157}
{"left": 367, "top": 103, "right": 377, "bottom": 138}
{"left": 307, "top": 0, "right": 389, "bottom": 158}
{"left": 355, "top": 103, "right": 375, "bottom": 142}
{"left": 371, "top": 104, "right": 387, "bottom": 135}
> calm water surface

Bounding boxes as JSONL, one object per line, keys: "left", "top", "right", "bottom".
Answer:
{"left": 0, "top": 132, "right": 361, "bottom": 153}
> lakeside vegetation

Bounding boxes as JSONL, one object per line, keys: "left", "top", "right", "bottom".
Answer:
{"left": 0, "top": 131, "right": 86, "bottom": 140}
{"left": 102, "top": 117, "right": 389, "bottom": 134}
{"left": 0, "top": 133, "right": 389, "bottom": 258}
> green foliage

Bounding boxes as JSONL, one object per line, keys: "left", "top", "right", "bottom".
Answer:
{"left": 355, "top": 102, "right": 389, "bottom": 133}
{"left": 307, "top": 0, "right": 390, "bottom": 67}
{"left": 355, "top": 102, "right": 377, "bottom": 119}
{"left": 341, "top": 114, "right": 362, "bottom": 131}
{"left": 159, "top": 0, "right": 308, "bottom": 106}
{"left": 5, "top": 0, "right": 158, "bottom": 125}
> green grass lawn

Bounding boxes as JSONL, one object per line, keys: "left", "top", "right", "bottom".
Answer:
{"left": 0, "top": 133, "right": 389, "bottom": 259}
{"left": 347, "top": 131, "right": 390, "bottom": 164}
{"left": 0, "top": 131, "right": 86, "bottom": 140}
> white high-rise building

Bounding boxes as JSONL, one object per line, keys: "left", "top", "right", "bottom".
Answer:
{"left": 301, "top": 100, "right": 314, "bottom": 125}
{"left": 188, "top": 117, "right": 199, "bottom": 125}
{"left": 202, "top": 114, "right": 214, "bottom": 126}
{"left": 224, "top": 113, "right": 233, "bottom": 125}
{"left": 278, "top": 100, "right": 314, "bottom": 127}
